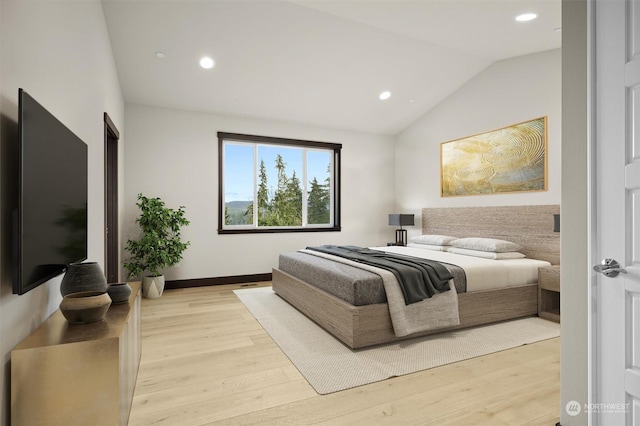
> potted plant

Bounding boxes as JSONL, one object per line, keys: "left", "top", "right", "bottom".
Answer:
{"left": 124, "top": 193, "right": 190, "bottom": 298}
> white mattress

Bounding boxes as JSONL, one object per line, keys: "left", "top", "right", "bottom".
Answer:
{"left": 373, "top": 245, "right": 550, "bottom": 292}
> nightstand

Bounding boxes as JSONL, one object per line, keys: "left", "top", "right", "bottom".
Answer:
{"left": 538, "top": 265, "right": 560, "bottom": 323}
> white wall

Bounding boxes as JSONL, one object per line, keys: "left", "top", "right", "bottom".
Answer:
{"left": 123, "top": 104, "right": 395, "bottom": 280}
{"left": 560, "top": 0, "right": 589, "bottom": 424}
{"left": 0, "top": 1, "right": 124, "bottom": 424}
{"left": 395, "top": 49, "right": 561, "bottom": 238}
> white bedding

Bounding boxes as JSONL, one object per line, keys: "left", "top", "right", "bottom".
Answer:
{"left": 375, "top": 244, "right": 551, "bottom": 292}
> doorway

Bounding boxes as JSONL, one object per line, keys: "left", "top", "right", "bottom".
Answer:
{"left": 104, "top": 113, "right": 119, "bottom": 283}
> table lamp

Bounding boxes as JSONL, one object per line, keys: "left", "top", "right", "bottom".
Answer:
{"left": 388, "top": 214, "right": 414, "bottom": 246}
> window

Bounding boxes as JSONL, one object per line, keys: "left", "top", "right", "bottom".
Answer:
{"left": 218, "top": 132, "right": 341, "bottom": 234}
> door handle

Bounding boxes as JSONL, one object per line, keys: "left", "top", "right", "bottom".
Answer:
{"left": 593, "top": 258, "right": 628, "bottom": 278}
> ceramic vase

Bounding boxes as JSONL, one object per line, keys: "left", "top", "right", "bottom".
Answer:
{"left": 106, "top": 282, "right": 132, "bottom": 304}
{"left": 60, "top": 262, "right": 107, "bottom": 297}
{"left": 60, "top": 291, "right": 112, "bottom": 324}
{"left": 142, "top": 275, "right": 165, "bottom": 299}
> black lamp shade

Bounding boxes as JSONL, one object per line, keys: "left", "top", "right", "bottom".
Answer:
{"left": 388, "top": 214, "right": 414, "bottom": 227}
{"left": 388, "top": 214, "right": 414, "bottom": 246}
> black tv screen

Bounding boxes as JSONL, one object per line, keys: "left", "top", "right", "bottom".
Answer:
{"left": 14, "top": 89, "right": 88, "bottom": 295}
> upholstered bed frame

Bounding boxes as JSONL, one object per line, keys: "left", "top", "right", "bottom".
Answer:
{"left": 272, "top": 205, "right": 560, "bottom": 349}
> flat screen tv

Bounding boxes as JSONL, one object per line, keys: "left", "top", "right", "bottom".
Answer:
{"left": 14, "top": 89, "right": 88, "bottom": 295}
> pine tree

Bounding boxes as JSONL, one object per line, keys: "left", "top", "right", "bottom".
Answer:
{"left": 245, "top": 154, "right": 328, "bottom": 227}
{"left": 270, "top": 155, "right": 288, "bottom": 226}
{"left": 285, "top": 170, "right": 303, "bottom": 225}
{"left": 307, "top": 177, "right": 324, "bottom": 224}
{"left": 257, "top": 159, "right": 270, "bottom": 226}
{"left": 308, "top": 176, "right": 330, "bottom": 224}
{"left": 244, "top": 203, "right": 253, "bottom": 225}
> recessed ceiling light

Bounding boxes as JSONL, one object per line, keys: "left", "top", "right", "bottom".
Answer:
{"left": 155, "top": 51, "right": 165, "bottom": 59}
{"left": 408, "top": 98, "right": 415, "bottom": 103}
{"left": 554, "top": 27, "right": 562, "bottom": 32}
{"left": 515, "top": 13, "right": 538, "bottom": 22}
{"left": 199, "top": 56, "right": 215, "bottom": 69}
{"left": 379, "top": 91, "right": 391, "bottom": 100}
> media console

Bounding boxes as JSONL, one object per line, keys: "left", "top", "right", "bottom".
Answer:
{"left": 11, "top": 282, "right": 141, "bottom": 425}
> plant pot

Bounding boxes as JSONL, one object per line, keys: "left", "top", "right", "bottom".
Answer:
{"left": 60, "top": 291, "right": 112, "bottom": 324}
{"left": 60, "top": 262, "right": 107, "bottom": 296}
{"left": 106, "top": 282, "right": 132, "bottom": 304}
{"left": 142, "top": 275, "right": 165, "bottom": 299}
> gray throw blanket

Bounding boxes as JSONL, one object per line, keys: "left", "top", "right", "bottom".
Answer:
{"left": 300, "top": 249, "right": 460, "bottom": 337}
{"left": 306, "top": 245, "right": 453, "bottom": 305}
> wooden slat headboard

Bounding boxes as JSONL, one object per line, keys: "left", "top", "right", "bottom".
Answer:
{"left": 422, "top": 205, "right": 560, "bottom": 265}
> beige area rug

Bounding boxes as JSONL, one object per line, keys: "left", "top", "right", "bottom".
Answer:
{"left": 234, "top": 286, "right": 560, "bottom": 395}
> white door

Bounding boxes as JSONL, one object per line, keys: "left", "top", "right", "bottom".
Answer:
{"left": 593, "top": 0, "right": 640, "bottom": 424}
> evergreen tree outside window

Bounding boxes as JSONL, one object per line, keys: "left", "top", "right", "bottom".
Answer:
{"left": 218, "top": 132, "right": 341, "bottom": 234}
{"left": 306, "top": 150, "right": 332, "bottom": 225}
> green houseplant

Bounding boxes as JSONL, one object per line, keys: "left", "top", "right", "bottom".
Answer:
{"left": 124, "top": 193, "right": 190, "bottom": 298}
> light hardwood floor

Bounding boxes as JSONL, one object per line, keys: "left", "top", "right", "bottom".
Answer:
{"left": 128, "top": 283, "right": 560, "bottom": 426}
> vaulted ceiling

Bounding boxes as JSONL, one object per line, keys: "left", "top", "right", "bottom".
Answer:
{"left": 102, "top": 0, "right": 561, "bottom": 135}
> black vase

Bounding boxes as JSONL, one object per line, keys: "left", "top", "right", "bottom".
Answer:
{"left": 106, "top": 282, "right": 132, "bottom": 304}
{"left": 60, "top": 262, "right": 107, "bottom": 297}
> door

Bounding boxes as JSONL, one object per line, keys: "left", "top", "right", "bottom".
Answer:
{"left": 593, "top": 0, "right": 640, "bottom": 424}
{"left": 104, "top": 113, "right": 120, "bottom": 283}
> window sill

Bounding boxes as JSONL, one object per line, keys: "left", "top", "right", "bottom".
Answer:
{"left": 218, "top": 226, "right": 341, "bottom": 235}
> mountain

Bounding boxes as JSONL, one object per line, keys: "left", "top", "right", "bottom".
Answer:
{"left": 225, "top": 200, "right": 251, "bottom": 210}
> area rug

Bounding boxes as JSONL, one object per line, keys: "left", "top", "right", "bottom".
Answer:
{"left": 234, "top": 286, "right": 560, "bottom": 395}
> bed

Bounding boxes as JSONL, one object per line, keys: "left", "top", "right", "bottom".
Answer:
{"left": 272, "top": 205, "right": 560, "bottom": 349}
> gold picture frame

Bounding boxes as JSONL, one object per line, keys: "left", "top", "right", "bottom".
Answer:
{"left": 440, "top": 116, "right": 548, "bottom": 197}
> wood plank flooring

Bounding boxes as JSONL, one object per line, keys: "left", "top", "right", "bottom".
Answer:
{"left": 128, "top": 283, "right": 560, "bottom": 426}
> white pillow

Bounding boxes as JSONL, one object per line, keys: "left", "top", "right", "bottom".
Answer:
{"left": 407, "top": 243, "right": 449, "bottom": 251}
{"left": 450, "top": 237, "right": 522, "bottom": 253}
{"left": 409, "top": 234, "right": 458, "bottom": 246}
{"left": 448, "top": 247, "right": 526, "bottom": 259}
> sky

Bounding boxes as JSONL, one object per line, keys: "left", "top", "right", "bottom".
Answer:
{"left": 224, "top": 143, "right": 331, "bottom": 203}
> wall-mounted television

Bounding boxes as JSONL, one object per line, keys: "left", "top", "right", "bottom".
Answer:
{"left": 13, "top": 89, "right": 88, "bottom": 295}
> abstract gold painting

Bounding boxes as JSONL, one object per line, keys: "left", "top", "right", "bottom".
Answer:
{"left": 440, "top": 117, "right": 547, "bottom": 197}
